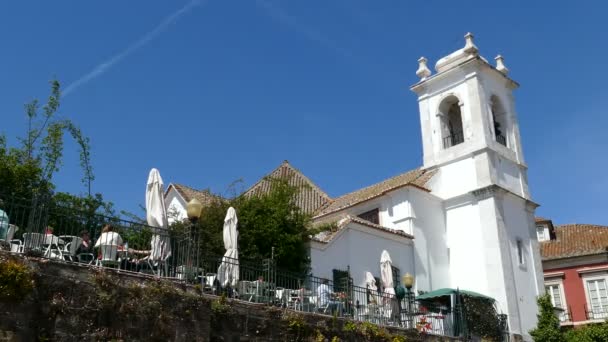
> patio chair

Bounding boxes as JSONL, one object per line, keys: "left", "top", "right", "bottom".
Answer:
{"left": 22, "top": 233, "right": 46, "bottom": 254}
{"left": 96, "top": 244, "right": 120, "bottom": 268}
{"left": 4, "top": 225, "right": 18, "bottom": 242}
{"left": 62, "top": 236, "right": 83, "bottom": 262}
{"left": 10, "top": 239, "right": 23, "bottom": 253}
{"left": 202, "top": 273, "right": 217, "bottom": 293}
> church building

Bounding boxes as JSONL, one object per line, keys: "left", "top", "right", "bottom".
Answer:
{"left": 166, "top": 33, "right": 543, "bottom": 340}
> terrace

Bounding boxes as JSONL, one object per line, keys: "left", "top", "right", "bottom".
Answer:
{"left": 0, "top": 194, "right": 507, "bottom": 340}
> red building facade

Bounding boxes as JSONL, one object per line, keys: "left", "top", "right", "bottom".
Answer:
{"left": 540, "top": 218, "right": 608, "bottom": 326}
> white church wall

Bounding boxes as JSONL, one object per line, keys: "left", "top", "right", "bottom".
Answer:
{"left": 501, "top": 193, "right": 540, "bottom": 338}
{"left": 380, "top": 189, "right": 414, "bottom": 234}
{"left": 445, "top": 201, "right": 489, "bottom": 295}
{"left": 428, "top": 157, "right": 477, "bottom": 199}
{"left": 409, "top": 190, "right": 450, "bottom": 292}
{"left": 165, "top": 188, "right": 187, "bottom": 224}
{"left": 495, "top": 155, "right": 525, "bottom": 198}
{"left": 310, "top": 223, "right": 414, "bottom": 290}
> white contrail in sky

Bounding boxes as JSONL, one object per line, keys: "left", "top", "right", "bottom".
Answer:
{"left": 64, "top": 0, "right": 203, "bottom": 96}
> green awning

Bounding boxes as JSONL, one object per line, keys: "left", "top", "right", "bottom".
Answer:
{"left": 416, "top": 288, "right": 494, "bottom": 301}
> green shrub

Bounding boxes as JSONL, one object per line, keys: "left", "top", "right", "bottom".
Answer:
{"left": 529, "top": 294, "right": 565, "bottom": 342}
{"left": 564, "top": 322, "right": 608, "bottom": 342}
{"left": 0, "top": 259, "right": 34, "bottom": 301}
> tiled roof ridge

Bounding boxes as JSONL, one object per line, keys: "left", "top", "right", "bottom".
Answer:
{"left": 244, "top": 160, "right": 330, "bottom": 199}
{"left": 314, "top": 167, "right": 435, "bottom": 217}
{"left": 312, "top": 214, "right": 414, "bottom": 244}
{"left": 346, "top": 215, "right": 415, "bottom": 239}
{"left": 243, "top": 160, "right": 331, "bottom": 215}
{"left": 541, "top": 222, "right": 608, "bottom": 261}
{"left": 169, "top": 183, "right": 222, "bottom": 204}
{"left": 555, "top": 223, "right": 608, "bottom": 229}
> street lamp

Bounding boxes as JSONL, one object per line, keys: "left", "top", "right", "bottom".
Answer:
{"left": 402, "top": 273, "right": 415, "bottom": 329}
{"left": 185, "top": 199, "right": 203, "bottom": 282}
{"left": 186, "top": 198, "right": 203, "bottom": 224}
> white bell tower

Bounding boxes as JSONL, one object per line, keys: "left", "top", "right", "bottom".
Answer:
{"left": 411, "top": 33, "right": 543, "bottom": 341}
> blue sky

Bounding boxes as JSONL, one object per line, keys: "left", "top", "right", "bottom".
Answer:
{"left": 1, "top": 1, "right": 606, "bottom": 225}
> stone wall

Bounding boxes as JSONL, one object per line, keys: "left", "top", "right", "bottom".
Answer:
{"left": 0, "top": 253, "right": 460, "bottom": 341}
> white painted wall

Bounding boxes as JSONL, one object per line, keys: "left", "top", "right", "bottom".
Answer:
{"left": 409, "top": 190, "right": 450, "bottom": 292}
{"left": 165, "top": 187, "right": 187, "bottom": 224}
{"left": 501, "top": 194, "right": 540, "bottom": 339}
{"left": 495, "top": 155, "right": 526, "bottom": 199}
{"left": 427, "top": 157, "right": 477, "bottom": 199}
{"left": 444, "top": 201, "right": 488, "bottom": 295}
{"left": 310, "top": 222, "right": 415, "bottom": 297}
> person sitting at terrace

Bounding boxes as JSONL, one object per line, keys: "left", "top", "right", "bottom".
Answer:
{"left": 94, "top": 224, "right": 123, "bottom": 247}
{"left": 317, "top": 279, "right": 344, "bottom": 315}
{"left": 76, "top": 230, "right": 93, "bottom": 254}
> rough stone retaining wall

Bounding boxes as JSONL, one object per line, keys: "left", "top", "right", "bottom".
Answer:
{"left": 0, "top": 252, "right": 461, "bottom": 341}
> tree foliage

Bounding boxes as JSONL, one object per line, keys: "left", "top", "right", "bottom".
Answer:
{"left": 0, "top": 80, "right": 112, "bottom": 224}
{"left": 530, "top": 294, "right": 565, "bottom": 342}
{"left": 564, "top": 322, "right": 608, "bottom": 342}
{"left": 176, "top": 177, "right": 312, "bottom": 274}
{"left": 462, "top": 295, "right": 503, "bottom": 341}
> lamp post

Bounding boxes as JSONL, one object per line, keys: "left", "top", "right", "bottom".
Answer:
{"left": 403, "top": 273, "right": 415, "bottom": 329}
{"left": 185, "top": 199, "right": 202, "bottom": 282}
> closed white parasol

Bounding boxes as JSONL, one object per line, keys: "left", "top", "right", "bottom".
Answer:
{"left": 145, "top": 168, "right": 171, "bottom": 270}
{"left": 217, "top": 207, "right": 239, "bottom": 287}
{"left": 380, "top": 250, "right": 395, "bottom": 296}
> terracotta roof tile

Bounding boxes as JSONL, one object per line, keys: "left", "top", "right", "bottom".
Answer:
{"left": 244, "top": 161, "right": 330, "bottom": 215}
{"left": 312, "top": 215, "right": 414, "bottom": 243}
{"left": 314, "top": 168, "right": 436, "bottom": 217}
{"left": 541, "top": 224, "right": 608, "bottom": 260}
{"left": 535, "top": 217, "right": 550, "bottom": 223}
{"left": 170, "top": 184, "right": 221, "bottom": 206}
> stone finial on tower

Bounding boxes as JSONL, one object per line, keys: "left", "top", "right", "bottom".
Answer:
{"left": 416, "top": 57, "right": 432, "bottom": 80}
{"left": 495, "top": 55, "right": 509, "bottom": 75}
{"left": 463, "top": 32, "right": 478, "bottom": 54}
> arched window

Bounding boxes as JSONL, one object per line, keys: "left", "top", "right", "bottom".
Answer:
{"left": 490, "top": 95, "right": 508, "bottom": 146}
{"left": 438, "top": 96, "right": 464, "bottom": 149}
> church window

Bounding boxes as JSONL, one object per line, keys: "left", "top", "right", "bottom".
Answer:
{"left": 438, "top": 96, "right": 464, "bottom": 149}
{"left": 490, "top": 95, "right": 508, "bottom": 147}
{"left": 516, "top": 239, "right": 525, "bottom": 265}
{"left": 358, "top": 208, "right": 379, "bottom": 225}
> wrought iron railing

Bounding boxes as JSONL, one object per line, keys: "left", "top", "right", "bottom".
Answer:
{"left": 0, "top": 193, "right": 509, "bottom": 339}
{"left": 585, "top": 305, "right": 608, "bottom": 320}
{"left": 442, "top": 131, "right": 464, "bottom": 149}
{"left": 496, "top": 134, "right": 507, "bottom": 146}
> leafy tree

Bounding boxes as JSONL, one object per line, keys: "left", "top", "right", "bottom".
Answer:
{"left": 177, "top": 177, "right": 312, "bottom": 274}
{"left": 564, "top": 322, "right": 608, "bottom": 342}
{"left": 530, "top": 294, "right": 565, "bottom": 342}
{"left": 234, "top": 177, "right": 311, "bottom": 273}
{"left": 0, "top": 80, "right": 94, "bottom": 200}
{"left": 0, "top": 80, "right": 116, "bottom": 237}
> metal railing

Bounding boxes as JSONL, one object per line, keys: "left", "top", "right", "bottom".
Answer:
{"left": 0, "top": 193, "right": 508, "bottom": 339}
{"left": 442, "top": 131, "right": 464, "bottom": 149}
{"left": 496, "top": 134, "right": 507, "bottom": 146}
{"left": 585, "top": 305, "right": 608, "bottom": 320}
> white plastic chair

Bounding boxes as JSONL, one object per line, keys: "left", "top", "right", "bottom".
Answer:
{"left": 96, "top": 244, "right": 120, "bottom": 268}
{"left": 22, "top": 233, "right": 46, "bottom": 253}
{"left": 4, "top": 225, "right": 18, "bottom": 242}
{"left": 62, "top": 236, "right": 83, "bottom": 261}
